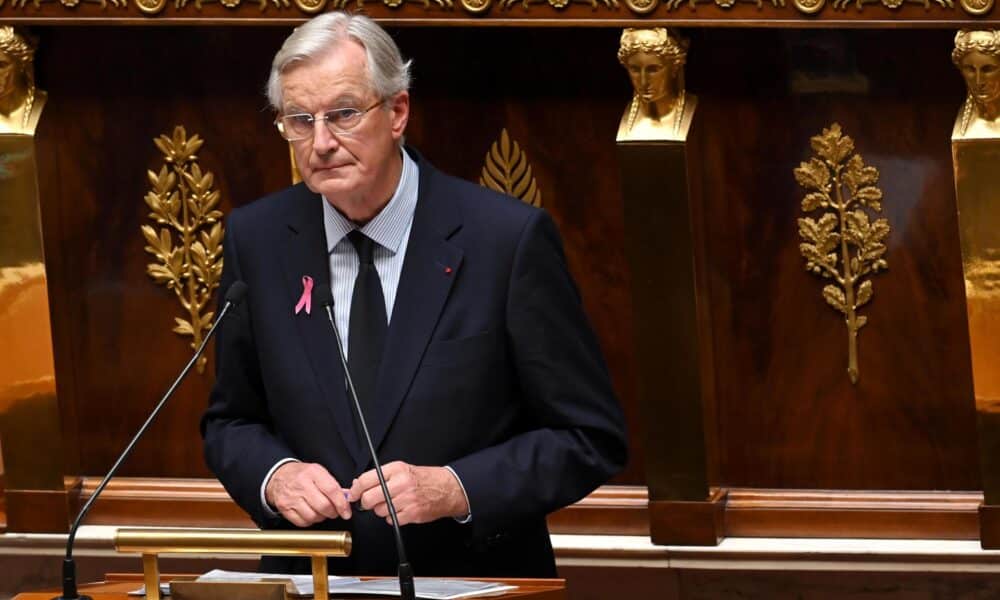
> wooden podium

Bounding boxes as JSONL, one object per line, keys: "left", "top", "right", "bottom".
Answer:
{"left": 13, "top": 574, "right": 567, "bottom": 600}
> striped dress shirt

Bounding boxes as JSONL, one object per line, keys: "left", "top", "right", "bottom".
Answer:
{"left": 321, "top": 149, "right": 418, "bottom": 355}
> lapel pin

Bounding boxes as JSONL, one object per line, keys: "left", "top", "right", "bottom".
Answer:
{"left": 295, "top": 275, "right": 314, "bottom": 315}
{"left": 444, "top": 267, "right": 453, "bottom": 275}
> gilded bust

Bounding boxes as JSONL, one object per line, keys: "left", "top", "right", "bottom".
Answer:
{"left": 616, "top": 28, "right": 693, "bottom": 142}
{"left": 0, "top": 27, "right": 46, "bottom": 136}
{"left": 952, "top": 29, "right": 1000, "bottom": 139}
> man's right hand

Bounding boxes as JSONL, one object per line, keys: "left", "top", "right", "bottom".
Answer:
{"left": 265, "top": 462, "right": 352, "bottom": 527}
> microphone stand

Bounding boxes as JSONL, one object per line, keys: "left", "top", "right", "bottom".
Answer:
{"left": 54, "top": 282, "right": 247, "bottom": 600}
{"left": 320, "top": 299, "right": 415, "bottom": 600}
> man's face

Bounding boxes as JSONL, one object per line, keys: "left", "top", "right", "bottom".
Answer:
{"left": 626, "top": 51, "right": 672, "bottom": 104}
{"left": 0, "top": 51, "right": 17, "bottom": 101}
{"left": 960, "top": 49, "right": 1000, "bottom": 107}
{"left": 280, "top": 40, "right": 409, "bottom": 211}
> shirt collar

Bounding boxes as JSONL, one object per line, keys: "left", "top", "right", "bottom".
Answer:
{"left": 322, "top": 149, "right": 419, "bottom": 254}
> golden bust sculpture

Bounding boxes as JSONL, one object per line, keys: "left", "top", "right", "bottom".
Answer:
{"left": 616, "top": 28, "right": 691, "bottom": 142}
{"left": 953, "top": 29, "right": 1000, "bottom": 139}
{"left": 0, "top": 27, "right": 46, "bottom": 136}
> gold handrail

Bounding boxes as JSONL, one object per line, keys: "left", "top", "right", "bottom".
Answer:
{"left": 114, "top": 528, "right": 351, "bottom": 600}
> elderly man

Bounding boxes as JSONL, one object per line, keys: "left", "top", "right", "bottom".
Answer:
{"left": 201, "top": 12, "right": 627, "bottom": 578}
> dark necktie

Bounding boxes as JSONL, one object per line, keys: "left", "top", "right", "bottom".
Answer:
{"left": 347, "top": 230, "right": 387, "bottom": 413}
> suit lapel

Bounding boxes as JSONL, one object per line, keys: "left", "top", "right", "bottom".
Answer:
{"left": 367, "top": 162, "right": 464, "bottom": 459}
{"left": 278, "top": 185, "right": 368, "bottom": 468}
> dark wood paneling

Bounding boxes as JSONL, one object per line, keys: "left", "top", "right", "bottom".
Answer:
{"left": 726, "top": 489, "right": 981, "bottom": 539}
{"left": 26, "top": 27, "right": 983, "bottom": 514}
{"left": 547, "top": 485, "right": 649, "bottom": 536}
{"left": 65, "top": 479, "right": 984, "bottom": 540}
{"left": 979, "top": 504, "right": 1000, "bottom": 549}
{"left": 75, "top": 478, "right": 254, "bottom": 528}
{"left": 4, "top": 488, "right": 78, "bottom": 533}
{"left": 0, "top": 473, "right": 6, "bottom": 533}
{"left": 684, "top": 28, "right": 980, "bottom": 491}
{"left": 33, "top": 26, "right": 647, "bottom": 484}
{"left": 74, "top": 478, "right": 648, "bottom": 534}
{"left": 35, "top": 26, "right": 300, "bottom": 479}
{"left": 650, "top": 496, "right": 726, "bottom": 546}
{"left": 676, "top": 569, "right": 1000, "bottom": 599}
{"left": 620, "top": 140, "right": 713, "bottom": 505}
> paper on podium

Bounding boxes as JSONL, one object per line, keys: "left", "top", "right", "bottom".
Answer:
{"left": 130, "top": 570, "right": 515, "bottom": 599}
{"left": 127, "top": 569, "right": 359, "bottom": 596}
{"left": 197, "top": 569, "right": 359, "bottom": 594}
{"left": 322, "top": 578, "right": 517, "bottom": 599}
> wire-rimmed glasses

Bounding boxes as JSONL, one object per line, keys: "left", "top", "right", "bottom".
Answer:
{"left": 275, "top": 99, "right": 384, "bottom": 142}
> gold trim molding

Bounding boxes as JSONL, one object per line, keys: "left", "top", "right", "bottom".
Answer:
{"left": 0, "top": 0, "right": 125, "bottom": 7}
{"left": 0, "top": 0, "right": 991, "bottom": 14}
{"left": 664, "top": 0, "right": 784, "bottom": 9}
{"left": 480, "top": 128, "right": 542, "bottom": 207}
{"left": 824, "top": 0, "right": 954, "bottom": 9}
{"left": 142, "top": 126, "right": 224, "bottom": 374}
{"left": 795, "top": 123, "right": 889, "bottom": 385}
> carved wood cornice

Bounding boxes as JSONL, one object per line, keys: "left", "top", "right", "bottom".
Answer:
{"left": 1, "top": 0, "right": 999, "bottom": 24}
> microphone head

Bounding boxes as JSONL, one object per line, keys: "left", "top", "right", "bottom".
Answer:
{"left": 313, "top": 282, "right": 334, "bottom": 308}
{"left": 225, "top": 281, "right": 249, "bottom": 305}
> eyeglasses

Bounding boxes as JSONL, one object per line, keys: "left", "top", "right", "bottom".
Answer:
{"left": 275, "top": 99, "right": 384, "bottom": 141}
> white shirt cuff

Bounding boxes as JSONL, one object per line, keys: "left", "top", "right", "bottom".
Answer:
{"left": 260, "top": 458, "right": 300, "bottom": 517}
{"left": 444, "top": 465, "right": 472, "bottom": 523}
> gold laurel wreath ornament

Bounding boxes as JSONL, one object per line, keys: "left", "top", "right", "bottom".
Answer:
{"left": 795, "top": 123, "right": 889, "bottom": 385}
{"left": 141, "top": 126, "right": 224, "bottom": 374}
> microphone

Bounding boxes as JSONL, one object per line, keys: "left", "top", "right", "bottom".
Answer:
{"left": 313, "top": 284, "right": 415, "bottom": 600}
{"left": 54, "top": 281, "right": 249, "bottom": 600}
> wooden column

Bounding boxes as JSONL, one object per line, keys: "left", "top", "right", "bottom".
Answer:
{"left": 618, "top": 118, "right": 724, "bottom": 545}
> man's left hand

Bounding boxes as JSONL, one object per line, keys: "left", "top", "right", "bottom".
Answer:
{"left": 348, "top": 462, "right": 469, "bottom": 526}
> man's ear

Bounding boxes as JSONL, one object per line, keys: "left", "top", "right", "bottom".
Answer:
{"left": 390, "top": 91, "right": 410, "bottom": 141}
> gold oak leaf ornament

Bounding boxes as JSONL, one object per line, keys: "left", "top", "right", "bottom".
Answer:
{"left": 795, "top": 123, "right": 889, "bottom": 385}
{"left": 142, "top": 126, "right": 224, "bottom": 374}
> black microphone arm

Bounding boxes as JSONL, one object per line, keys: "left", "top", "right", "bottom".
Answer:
{"left": 314, "top": 286, "right": 415, "bottom": 600}
{"left": 54, "top": 281, "right": 249, "bottom": 600}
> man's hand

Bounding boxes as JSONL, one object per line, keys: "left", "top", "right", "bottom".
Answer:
{"left": 348, "top": 462, "right": 469, "bottom": 526}
{"left": 265, "top": 462, "right": 352, "bottom": 527}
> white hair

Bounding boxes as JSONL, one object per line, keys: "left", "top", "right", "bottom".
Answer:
{"left": 266, "top": 12, "right": 412, "bottom": 111}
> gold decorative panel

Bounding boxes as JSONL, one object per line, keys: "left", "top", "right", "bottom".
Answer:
{"left": 142, "top": 126, "right": 224, "bottom": 374}
{"left": 952, "top": 33, "right": 1000, "bottom": 507}
{"left": 795, "top": 123, "right": 889, "bottom": 385}
{"left": 0, "top": 0, "right": 992, "bottom": 16}
{"left": 480, "top": 128, "right": 542, "bottom": 207}
{"left": 0, "top": 25, "right": 72, "bottom": 532}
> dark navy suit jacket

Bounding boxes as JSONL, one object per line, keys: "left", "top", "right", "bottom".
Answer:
{"left": 201, "top": 149, "right": 627, "bottom": 577}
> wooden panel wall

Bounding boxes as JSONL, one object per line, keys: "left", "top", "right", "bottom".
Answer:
{"left": 21, "top": 25, "right": 981, "bottom": 501}
{"left": 35, "top": 27, "right": 298, "bottom": 479}
{"left": 30, "top": 26, "right": 645, "bottom": 483}
{"left": 686, "top": 28, "right": 979, "bottom": 491}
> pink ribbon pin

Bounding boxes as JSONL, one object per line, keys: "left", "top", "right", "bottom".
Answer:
{"left": 295, "top": 275, "right": 314, "bottom": 315}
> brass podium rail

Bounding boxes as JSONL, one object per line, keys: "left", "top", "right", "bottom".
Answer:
{"left": 115, "top": 528, "right": 351, "bottom": 600}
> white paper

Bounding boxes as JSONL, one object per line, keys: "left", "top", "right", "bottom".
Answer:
{"left": 320, "top": 578, "right": 517, "bottom": 599}
{"left": 197, "top": 569, "right": 360, "bottom": 595}
{"left": 130, "top": 571, "right": 515, "bottom": 599}
{"left": 126, "top": 583, "right": 170, "bottom": 596}
{"left": 128, "top": 569, "right": 360, "bottom": 597}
